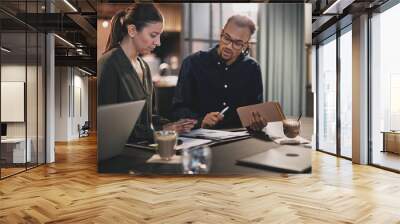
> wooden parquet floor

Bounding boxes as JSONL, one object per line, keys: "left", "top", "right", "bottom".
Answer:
{"left": 1, "top": 134, "right": 400, "bottom": 224}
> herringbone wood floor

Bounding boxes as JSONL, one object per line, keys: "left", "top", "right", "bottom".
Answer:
{"left": 1, "top": 134, "right": 400, "bottom": 224}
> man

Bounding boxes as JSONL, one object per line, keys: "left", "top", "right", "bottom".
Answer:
{"left": 172, "top": 15, "right": 267, "bottom": 130}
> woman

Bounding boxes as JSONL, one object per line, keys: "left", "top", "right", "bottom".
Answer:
{"left": 98, "top": 3, "right": 195, "bottom": 141}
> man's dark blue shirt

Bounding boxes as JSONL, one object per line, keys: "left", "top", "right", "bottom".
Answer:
{"left": 171, "top": 45, "right": 263, "bottom": 129}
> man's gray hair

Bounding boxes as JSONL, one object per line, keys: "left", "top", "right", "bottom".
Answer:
{"left": 224, "top": 15, "right": 256, "bottom": 36}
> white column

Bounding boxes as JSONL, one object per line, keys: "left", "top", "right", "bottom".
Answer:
{"left": 45, "top": 1, "right": 55, "bottom": 163}
{"left": 46, "top": 32, "right": 55, "bottom": 163}
{"left": 352, "top": 14, "right": 369, "bottom": 164}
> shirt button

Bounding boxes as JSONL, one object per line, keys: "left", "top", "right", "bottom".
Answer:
{"left": 223, "top": 102, "right": 227, "bottom": 106}
{"left": 224, "top": 84, "right": 228, "bottom": 88}
{"left": 225, "top": 67, "right": 228, "bottom": 71}
{"left": 217, "top": 62, "right": 221, "bottom": 65}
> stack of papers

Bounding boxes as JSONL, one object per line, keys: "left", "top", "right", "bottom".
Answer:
{"left": 128, "top": 129, "right": 250, "bottom": 152}
{"left": 176, "top": 137, "right": 212, "bottom": 150}
{"left": 181, "top": 129, "right": 249, "bottom": 141}
{"left": 128, "top": 137, "right": 212, "bottom": 151}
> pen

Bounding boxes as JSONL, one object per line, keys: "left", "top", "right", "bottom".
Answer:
{"left": 219, "top": 106, "right": 229, "bottom": 116}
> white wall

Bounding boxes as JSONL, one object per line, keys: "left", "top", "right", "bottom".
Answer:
{"left": 55, "top": 66, "right": 69, "bottom": 141}
{"left": 1, "top": 65, "right": 39, "bottom": 137}
{"left": 1, "top": 63, "right": 46, "bottom": 163}
{"left": 1, "top": 65, "right": 26, "bottom": 139}
{"left": 75, "top": 74, "right": 89, "bottom": 137}
{"left": 54, "top": 67, "right": 89, "bottom": 141}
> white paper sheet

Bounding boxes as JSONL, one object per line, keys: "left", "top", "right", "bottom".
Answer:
{"left": 181, "top": 129, "right": 249, "bottom": 140}
{"left": 176, "top": 137, "right": 212, "bottom": 150}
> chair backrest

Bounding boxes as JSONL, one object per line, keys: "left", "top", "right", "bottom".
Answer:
{"left": 82, "top": 121, "right": 90, "bottom": 129}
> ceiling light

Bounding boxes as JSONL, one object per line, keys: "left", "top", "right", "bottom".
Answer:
{"left": 102, "top": 20, "right": 109, "bottom": 28}
{"left": 1, "top": 47, "right": 11, "bottom": 53}
{"left": 63, "top": 0, "right": 78, "bottom": 12}
{"left": 54, "top": 34, "right": 75, "bottom": 48}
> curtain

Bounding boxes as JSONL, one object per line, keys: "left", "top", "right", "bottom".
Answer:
{"left": 258, "top": 3, "right": 306, "bottom": 117}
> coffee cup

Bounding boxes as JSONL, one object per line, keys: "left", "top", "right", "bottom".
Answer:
{"left": 153, "top": 130, "right": 177, "bottom": 160}
{"left": 282, "top": 119, "right": 300, "bottom": 138}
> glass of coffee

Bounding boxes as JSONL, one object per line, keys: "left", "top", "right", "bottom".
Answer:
{"left": 282, "top": 119, "right": 301, "bottom": 138}
{"left": 153, "top": 130, "right": 177, "bottom": 160}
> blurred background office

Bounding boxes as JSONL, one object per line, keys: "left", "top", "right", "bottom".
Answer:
{"left": 0, "top": 0, "right": 97, "bottom": 179}
{"left": 97, "top": 2, "right": 311, "bottom": 121}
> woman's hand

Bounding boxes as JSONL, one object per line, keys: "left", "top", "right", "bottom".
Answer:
{"left": 163, "top": 119, "right": 197, "bottom": 134}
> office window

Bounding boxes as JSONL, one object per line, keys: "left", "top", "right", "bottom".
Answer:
{"left": 183, "top": 3, "right": 259, "bottom": 57}
{"left": 211, "top": 3, "right": 222, "bottom": 40}
{"left": 192, "top": 4, "right": 210, "bottom": 39}
{"left": 1, "top": 32, "right": 28, "bottom": 178}
{"left": 0, "top": 0, "right": 46, "bottom": 179}
{"left": 317, "top": 36, "right": 337, "bottom": 154}
{"left": 339, "top": 27, "right": 352, "bottom": 158}
{"left": 371, "top": 2, "right": 400, "bottom": 171}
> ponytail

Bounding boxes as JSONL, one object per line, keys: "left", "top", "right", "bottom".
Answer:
{"left": 105, "top": 10, "right": 127, "bottom": 53}
{"left": 104, "top": 4, "right": 163, "bottom": 54}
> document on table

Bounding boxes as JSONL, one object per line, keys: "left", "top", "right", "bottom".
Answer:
{"left": 181, "top": 128, "right": 249, "bottom": 141}
{"left": 127, "top": 137, "right": 212, "bottom": 151}
{"left": 176, "top": 137, "right": 212, "bottom": 150}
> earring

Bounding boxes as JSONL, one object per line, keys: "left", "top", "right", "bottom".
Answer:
{"left": 242, "top": 48, "right": 247, "bottom": 55}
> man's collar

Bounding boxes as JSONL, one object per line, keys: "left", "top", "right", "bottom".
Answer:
{"left": 209, "top": 44, "right": 245, "bottom": 66}
{"left": 210, "top": 45, "right": 222, "bottom": 63}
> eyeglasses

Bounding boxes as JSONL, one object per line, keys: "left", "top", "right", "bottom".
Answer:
{"left": 220, "top": 32, "right": 247, "bottom": 50}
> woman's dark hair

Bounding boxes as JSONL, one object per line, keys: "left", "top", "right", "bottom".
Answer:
{"left": 104, "top": 3, "right": 163, "bottom": 53}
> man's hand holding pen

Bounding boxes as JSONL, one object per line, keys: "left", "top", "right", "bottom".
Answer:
{"left": 201, "top": 106, "right": 229, "bottom": 128}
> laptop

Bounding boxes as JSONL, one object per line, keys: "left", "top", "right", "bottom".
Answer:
{"left": 237, "top": 145, "right": 312, "bottom": 173}
{"left": 97, "top": 100, "right": 145, "bottom": 161}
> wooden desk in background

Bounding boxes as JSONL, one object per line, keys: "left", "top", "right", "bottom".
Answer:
{"left": 1, "top": 138, "right": 32, "bottom": 164}
{"left": 382, "top": 131, "right": 400, "bottom": 154}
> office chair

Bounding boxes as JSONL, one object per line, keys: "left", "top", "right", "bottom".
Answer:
{"left": 78, "top": 121, "right": 90, "bottom": 138}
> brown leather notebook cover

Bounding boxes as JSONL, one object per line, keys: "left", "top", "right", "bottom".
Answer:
{"left": 236, "top": 101, "right": 285, "bottom": 128}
